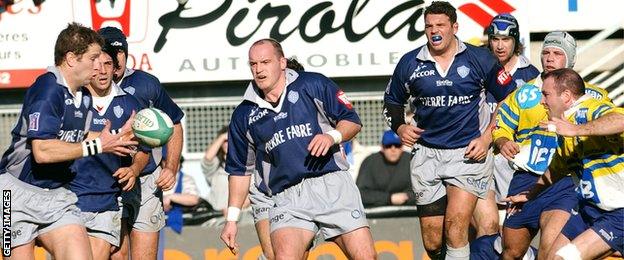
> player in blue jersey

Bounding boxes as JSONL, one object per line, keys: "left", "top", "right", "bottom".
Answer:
{"left": 506, "top": 68, "right": 624, "bottom": 259}
{"left": 98, "top": 27, "right": 185, "bottom": 260}
{"left": 473, "top": 13, "right": 540, "bottom": 241}
{"left": 69, "top": 44, "right": 150, "bottom": 260}
{"left": 382, "top": 2, "right": 515, "bottom": 259}
{"left": 0, "top": 23, "right": 137, "bottom": 259}
{"left": 220, "top": 39, "right": 376, "bottom": 259}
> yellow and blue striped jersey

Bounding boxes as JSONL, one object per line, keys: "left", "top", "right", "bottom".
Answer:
{"left": 550, "top": 96, "right": 624, "bottom": 211}
{"left": 493, "top": 77, "right": 610, "bottom": 174}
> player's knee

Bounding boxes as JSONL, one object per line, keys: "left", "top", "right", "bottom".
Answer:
{"left": 416, "top": 196, "right": 447, "bottom": 217}
{"left": 502, "top": 244, "right": 528, "bottom": 259}
{"left": 554, "top": 243, "right": 582, "bottom": 260}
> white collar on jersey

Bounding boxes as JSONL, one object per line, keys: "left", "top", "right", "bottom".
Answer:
{"left": 47, "top": 66, "right": 83, "bottom": 108}
{"left": 92, "top": 81, "right": 127, "bottom": 116}
{"left": 243, "top": 68, "right": 300, "bottom": 113}
{"left": 415, "top": 37, "right": 467, "bottom": 62}
{"left": 563, "top": 94, "right": 592, "bottom": 118}
{"left": 516, "top": 55, "right": 532, "bottom": 69}
{"left": 117, "top": 68, "right": 135, "bottom": 85}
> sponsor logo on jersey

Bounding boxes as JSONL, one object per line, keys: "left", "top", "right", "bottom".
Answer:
{"left": 249, "top": 108, "right": 269, "bottom": 125}
{"left": 114, "top": 105, "right": 124, "bottom": 119}
{"left": 599, "top": 229, "right": 615, "bottom": 241}
{"left": 274, "top": 112, "right": 288, "bottom": 122}
{"left": 93, "top": 118, "right": 107, "bottom": 125}
{"left": 28, "top": 112, "right": 40, "bottom": 131}
{"left": 270, "top": 213, "right": 285, "bottom": 224}
{"left": 576, "top": 108, "right": 588, "bottom": 124}
{"left": 436, "top": 79, "right": 453, "bottom": 87}
{"left": 287, "top": 90, "right": 299, "bottom": 104}
{"left": 410, "top": 69, "right": 435, "bottom": 79}
{"left": 336, "top": 90, "right": 353, "bottom": 109}
{"left": 74, "top": 110, "right": 83, "bottom": 118}
{"left": 457, "top": 65, "right": 470, "bottom": 79}
{"left": 496, "top": 69, "right": 512, "bottom": 85}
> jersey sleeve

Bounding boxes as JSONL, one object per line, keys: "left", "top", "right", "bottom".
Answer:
{"left": 149, "top": 77, "right": 185, "bottom": 124}
{"left": 26, "top": 91, "right": 64, "bottom": 140}
{"left": 383, "top": 54, "right": 412, "bottom": 107}
{"left": 493, "top": 89, "right": 520, "bottom": 142}
{"left": 309, "top": 75, "right": 361, "bottom": 126}
{"left": 224, "top": 107, "right": 256, "bottom": 176}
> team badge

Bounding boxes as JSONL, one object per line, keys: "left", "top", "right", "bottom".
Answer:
{"left": 83, "top": 96, "right": 90, "bottom": 108}
{"left": 336, "top": 90, "right": 353, "bottom": 109}
{"left": 124, "top": 86, "right": 136, "bottom": 95}
{"left": 457, "top": 65, "right": 470, "bottom": 79}
{"left": 515, "top": 79, "right": 526, "bottom": 87}
{"left": 287, "top": 91, "right": 299, "bottom": 104}
{"left": 28, "top": 112, "right": 40, "bottom": 131}
{"left": 114, "top": 105, "right": 124, "bottom": 119}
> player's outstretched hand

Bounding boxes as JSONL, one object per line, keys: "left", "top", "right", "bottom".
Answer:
{"left": 220, "top": 221, "right": 240, "bottom": 255}
{"left": 100, "top": 111, "right": 138, "bottom": 156}
{"left": 308, "top": 134, "right": 334, "bottom": 157}
{"left": 396, "top": 124, "right": 424, "bottom": 147}
{"left": 503, "top": 191, "right": 529, "bottom": 216}
{"left": 498, "top": 139, "right": 520, "bottom": 161}
{"left": 156, "top": 167, "right": 176, "bottom": 191}
{"left": 113, "top": 167, "right": 138, "bottom": 191}
{"left": 540, "top": 115, "right": 578, "bottom": 137}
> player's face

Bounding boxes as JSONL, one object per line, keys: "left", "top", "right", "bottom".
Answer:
{"left": 113, "top": 50, "right": 127, "bottom": 81}
{"left": 541, "top": 47, "right": 567, "bottom": 73}
{"left": 489, "top": 35, "right": 515, "bottom": 64}
{"left": 424, "top": 14, "right": 458, "bottom": 54}
{"left": 381, "top": 144, "right": 403, "bottom": 163}
{"left": 248, "top": 43, "right": 287, "bottom": 93}
{"left": 74, "top": 43, "right": 102, "bottom": 86}
{"left": 541, "top": 77, "right": 568, "bottom": 119}
{"left": 90, "top": 52, "right": 115, "bottom": 94}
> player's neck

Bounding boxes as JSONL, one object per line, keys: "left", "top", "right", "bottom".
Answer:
{"left": 502, "top": 55, "right": 519, "bottom": 72}
{"left": 57, "top": 65, "right": 81, "bottom": 95}
{"left": 87, "top": 84, "right": 112, "bottom": 98}
{"left": 262, "top": 75, "right": 286, "bottom": 103}
{"left": 429, "top": 39, "right": 457, "bottom": 61}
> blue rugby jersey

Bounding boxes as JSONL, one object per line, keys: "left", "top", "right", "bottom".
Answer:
{"left": 225, "top": 69, "right": 361, "bottom": 195}
{"left": 70, "top": 84, "right": 145, "bottom": 212}
{"left": 484, "top": 55, "right": 540, "bottom": 114}
{"left": 118, "top": 69, "right": 184, "bottom": 175}
{"left": 384, "top": 40, "right": 515, "bottom": 149}
{"left": 0, "top": 67, "right": 91, "bottom": 189}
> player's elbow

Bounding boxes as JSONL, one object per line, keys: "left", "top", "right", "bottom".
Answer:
{"left": 32, "top": 148, "right": 52, "bottom": 164}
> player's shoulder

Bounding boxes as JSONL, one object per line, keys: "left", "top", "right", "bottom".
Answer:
{"left": 231, "top": 100, "right": 256, "bottom": 123}
{"left": 583, "top": 82, "right": 610, "bottom": 100}
{"left": 125, "top": 70, "right": 161, "bottom": 85}
{"left": 27, "top": 72, "right": 64, "bottom": 100}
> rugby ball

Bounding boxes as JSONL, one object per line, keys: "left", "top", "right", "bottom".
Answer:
{"left": 132, "top": 108, "right": 174, "bottom": 147}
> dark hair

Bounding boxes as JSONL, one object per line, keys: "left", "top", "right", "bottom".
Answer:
{"left": 543, "top": 68, "right": 585, "bottom": 97}
{"left": 54, "top": 23, "right": 104, "bottom": 66}
{"left": 286, "top": 58, "right": 305, "bottom": 71}
{"left": 251, "top": 38, "right": 285, "bottom": 58}
{"left": 216, "top": 125, "right": 229, "bottom": 165}
{"left": 424, "top": 1, "right": 457, "bottom": 24}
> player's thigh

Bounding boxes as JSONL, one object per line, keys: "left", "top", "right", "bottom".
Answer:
{"left": 539, "top": 209, "right": 571, "bottom": 250}
{"left": 89, "top": 236, "right": 112, "bottom": 260}
{"left": 110, "top": 219, "right": 129, "bottom": 259}
{"left": 254, "top": 219, "right": 274, "bottom": 259}
{"left": 547, "top": 233, "right": 571, "bottom": 260}
{"left": 331, "top": 226, "right": 376, "bottom": 260}
{"left": 38, "top": 224, "right": 92, "bottom": 260}
{"left": 5, "top": 241, "right": 35, "bottom": 260}
{"left": 270, "top": 227, "right": 316, "bottom": 259}
{"left": 472, "top": 190, "right": 499, "bottom": 236}
{"left": 129, "top": 230, "right": 159, "bottom": 260}
{"left": 571, "top": 229, "right": 613, "bottom": 260}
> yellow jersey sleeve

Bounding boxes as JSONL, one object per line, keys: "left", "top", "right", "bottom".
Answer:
{"left": 493, "top": 90, "right": 520, "bottom": 142}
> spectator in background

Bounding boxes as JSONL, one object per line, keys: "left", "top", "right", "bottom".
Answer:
{"left": 356, "top": 130, "right": 415, "bottom": 207}
{"left": 164, "top": 156, "right": 200, "bottom": 215}
{"left": 201, "top": 125, "right": 231, "bottom": 214}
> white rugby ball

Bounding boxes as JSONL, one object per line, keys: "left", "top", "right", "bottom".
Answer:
{"left": 132, "top": 108, "right": 174, "bottom": 147}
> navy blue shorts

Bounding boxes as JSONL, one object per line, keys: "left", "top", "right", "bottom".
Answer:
{"left": 504, "top": 175, "right": 577, "bottom": 230}
{"left": 561, "top": 202, "right": 624, "bottom": 254}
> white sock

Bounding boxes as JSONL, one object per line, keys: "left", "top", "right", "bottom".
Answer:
{"left": 445, "top": 243, "right": 470, "bottom": 260}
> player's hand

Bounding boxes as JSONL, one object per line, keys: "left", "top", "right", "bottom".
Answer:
{"left": 220, "top": 221, "right": 240, "bottom": 255}
{"left": 503, "top": 191, "right": 529, "bottom": 216}
{"left": 465, "top": 134, "right": 490, "bottom": 161}
{"left": 113, "top": 167, "right": 138, "bottom": 191}
{"left": 497, "top": 138, "right": 520, "bottom": 161}
{"left": 390, "top": 192, "right": 409, "bottom": 205}
{"left": 540, "top": 116, "right": 578, "bottom": 136}
{"left": 100, "top": 111, "right": 138, "bottom": 156}
{"left": 307, "top": 134, "right": 335, "bottom": 157}
{"left": 163, "top": 196, "right": 172, "bottom": 212}
{"left": 396, "top": 124, "right": 424, "bottom": 147}
{"left": 156, "top": 167, "right": 176, "bottom": 191}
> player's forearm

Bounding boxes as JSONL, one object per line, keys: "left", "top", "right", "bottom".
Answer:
{"left": 167, "top": 193, "right": 200, "bottom": 207}
{"left": 227, "top": 175, "right": 251, "bottom": 209}
{"left": 335, "top": 120, "right": 361, "bottom": 142}
{"left": 577, "top": 112, "right": 624, "bottom": 136}
{"left": 130, "top": 151, "right": 150, "bottom": 176}
{"left": 31, "top": 139, "right": 83, "bottom": 163}
{"left": 164, "top": 123, "right": 183, "bottom": 171}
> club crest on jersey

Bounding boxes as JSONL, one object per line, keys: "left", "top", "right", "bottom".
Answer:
{"left": 336, "top": 90, "right": 353, "bottom": 109}
{"left": 83, "top": 96, "right": 90, "bottom": 108}
{"left": 497, "top": 69, "right": 512, "bottom": 85}
{"left": 287, "top": 91, "right": 299, "bottom": 104}
{"left": 515, "top": 79, "right": 526, "bottom": 88}
{"left": 576, "top": 108, "right": 588, "bottom": 124}
{"left": 28, "top": 112, "right": 40, "bottom": 131}
{"left": 124, "top": 86, "right": 136, "bottom": 95}
{"left": 114, "top": 105, "right": 124, "bottom": 119}
{"left": 65, "top": 98, "right": 73, "bottom": 105}
{"left": 457, "top": 65, "right": 470, "bottom": 79}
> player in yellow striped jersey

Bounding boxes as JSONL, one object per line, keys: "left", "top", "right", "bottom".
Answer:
{"left": 506, "top": 68, "right": 623, "bottom": 260}
{"left": 492, "top": 31, "right": 611, "bottom": 260}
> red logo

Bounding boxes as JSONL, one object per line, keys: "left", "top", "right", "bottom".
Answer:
{"left": 73, "top": 0, "right": 148, "bottom": 42}
{"left": 336, "top": 90, "right": 353, "bottom": 110}
{"left": 458, "top": 0, "right": 516, "bottom": 28}
{"left": 496, "top": 69, "right": 512, "bottom": 86}
{"left": 89, "top": 0, "right": 131, "bottom": 35}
